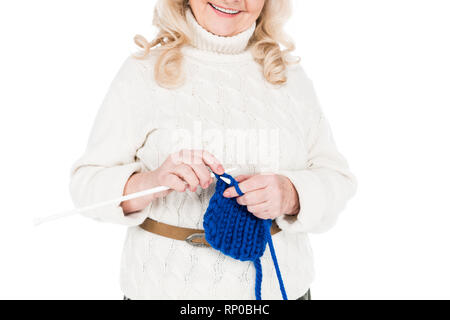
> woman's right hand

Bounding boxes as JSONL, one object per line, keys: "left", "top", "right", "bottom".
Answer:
{"left": 153, "top": 149, "right": 225, "bottom": 193}
{"left": 121, "top": 149, "right": 225, "bottom": 214}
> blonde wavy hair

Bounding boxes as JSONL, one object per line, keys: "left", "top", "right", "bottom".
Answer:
{"left": 133, "top": 0, "right": 300, "bottom": 88}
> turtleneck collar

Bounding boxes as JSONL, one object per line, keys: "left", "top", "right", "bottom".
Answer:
{"left": 185, "top": 6, "right": 256, "bottom": 55}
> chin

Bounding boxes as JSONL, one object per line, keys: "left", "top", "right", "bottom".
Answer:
{"left": 206, "top": 20, "right": 238, "bottom": 37}
{"left": 211, "top": 27, "right": 234, "bottom": 37}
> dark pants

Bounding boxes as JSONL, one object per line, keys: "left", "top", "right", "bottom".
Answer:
{"left": 296, "top": 289, "right": 311, "bottom": 300}
{"left": 124, "top": 289, "right": 311, "bottom": 300}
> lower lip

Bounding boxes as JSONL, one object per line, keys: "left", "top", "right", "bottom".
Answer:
{"left": 208, "top": 3, "right": 242, "bottom": 18}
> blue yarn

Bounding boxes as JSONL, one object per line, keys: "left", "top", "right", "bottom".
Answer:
{"left": 203, "top": 172, "right": 288, "bottom": 300}
{"left": 253, "top": 258, "right": 263, "bottom": 300}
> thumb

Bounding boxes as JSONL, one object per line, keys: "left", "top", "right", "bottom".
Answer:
{"left": 235, "top": 174, "right": 253, "bottom": 182}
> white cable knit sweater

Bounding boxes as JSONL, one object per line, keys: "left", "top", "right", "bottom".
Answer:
{"left": 69, "top": 7, "right": 357, "bottom": 300}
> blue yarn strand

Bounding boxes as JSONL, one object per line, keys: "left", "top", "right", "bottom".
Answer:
{"left": 266, "top": 228, "right": 288, "bottom": 300}
{"left": 253, "top": 258, "right": 262, "bottom": 300}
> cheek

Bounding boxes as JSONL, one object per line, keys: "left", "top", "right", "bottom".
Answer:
{"left": 242, "top": 0, "right": 265, "bottom": 27}
{"left": 245, "top": 0, "right": 266, "bottom": 15}
{"left": 189, "top": 0, "right": 211, "bottom": 19}
{"left": 190, "top": 0, "right": 209, "bottom": 7}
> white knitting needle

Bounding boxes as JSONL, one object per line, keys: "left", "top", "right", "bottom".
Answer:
{"left": 33, "top": 167, "right": 237, "bottom": 227}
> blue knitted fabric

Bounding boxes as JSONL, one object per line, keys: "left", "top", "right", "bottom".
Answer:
{"left": 203, "top": 172, "right": 288, "bottom": 300}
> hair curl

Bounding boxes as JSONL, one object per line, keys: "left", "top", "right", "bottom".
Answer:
{"left": 133, "top": 0, "right": 300, "bottom": 88}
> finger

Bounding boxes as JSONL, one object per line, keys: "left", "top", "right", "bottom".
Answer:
{"left": 189, "top": 161, "right": 213, "bottom": 189}
{"left": 171, "top": 164, "right": 200, "bottom": 192}
{"left": 247, "top": 201, "right": 271, "bottom": 219}
{"left": 161, "top": 174, "right": 187, "bottom": 193}
{"left": 197, "top": 149, "right": 225, "bottom": 175}
{"left": 236, "top": 189, "right": 267, "bottom": 206}
{"left": 223, "top": 175, "right": 267, "bottom": 198}
{"left": 170, "top": 150, "right": 213, "bottom": 188}
{"left": 172, "top": 149, "right": 224, "bottom": 176}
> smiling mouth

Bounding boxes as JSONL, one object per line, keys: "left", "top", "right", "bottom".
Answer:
{"left": 208, "top": 2, "right": 242, "bottom": 15}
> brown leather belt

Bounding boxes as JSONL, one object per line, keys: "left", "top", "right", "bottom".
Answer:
{"left": 139, "top": 217, "right": 282, "bottom": 248}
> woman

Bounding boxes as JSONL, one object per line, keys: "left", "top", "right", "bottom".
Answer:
{"left": 69, "top": 0, "right": 357, "bottom": 300}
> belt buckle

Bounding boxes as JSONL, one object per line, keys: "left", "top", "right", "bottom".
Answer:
{"left": 185, "top": 233, "right": 208, "bottom": 248}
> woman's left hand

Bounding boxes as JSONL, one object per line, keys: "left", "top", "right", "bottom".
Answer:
{"left": 223, "top": 173, "right": 300, "bottom": 220}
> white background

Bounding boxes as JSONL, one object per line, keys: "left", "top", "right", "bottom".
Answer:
{"left": 1, "top": 0, "right": 449, "bottom": 300}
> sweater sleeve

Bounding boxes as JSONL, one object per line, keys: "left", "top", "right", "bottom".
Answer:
{"left": 275, "top": 71, "right": 357, "bottom": 234}
{"left": 68, "top": 56, "right": 152, "bottom": 226}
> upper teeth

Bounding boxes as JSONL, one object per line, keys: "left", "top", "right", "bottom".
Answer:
{"left": 210, "top": 3, "right": 240, "bottom": 14}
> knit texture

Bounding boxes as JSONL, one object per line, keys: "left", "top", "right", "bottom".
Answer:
{"left": 203, "top": 172, "right": 287, "bottom": 300}
{"left": 69, "top": 6, "right": 357, "bottom": 299}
